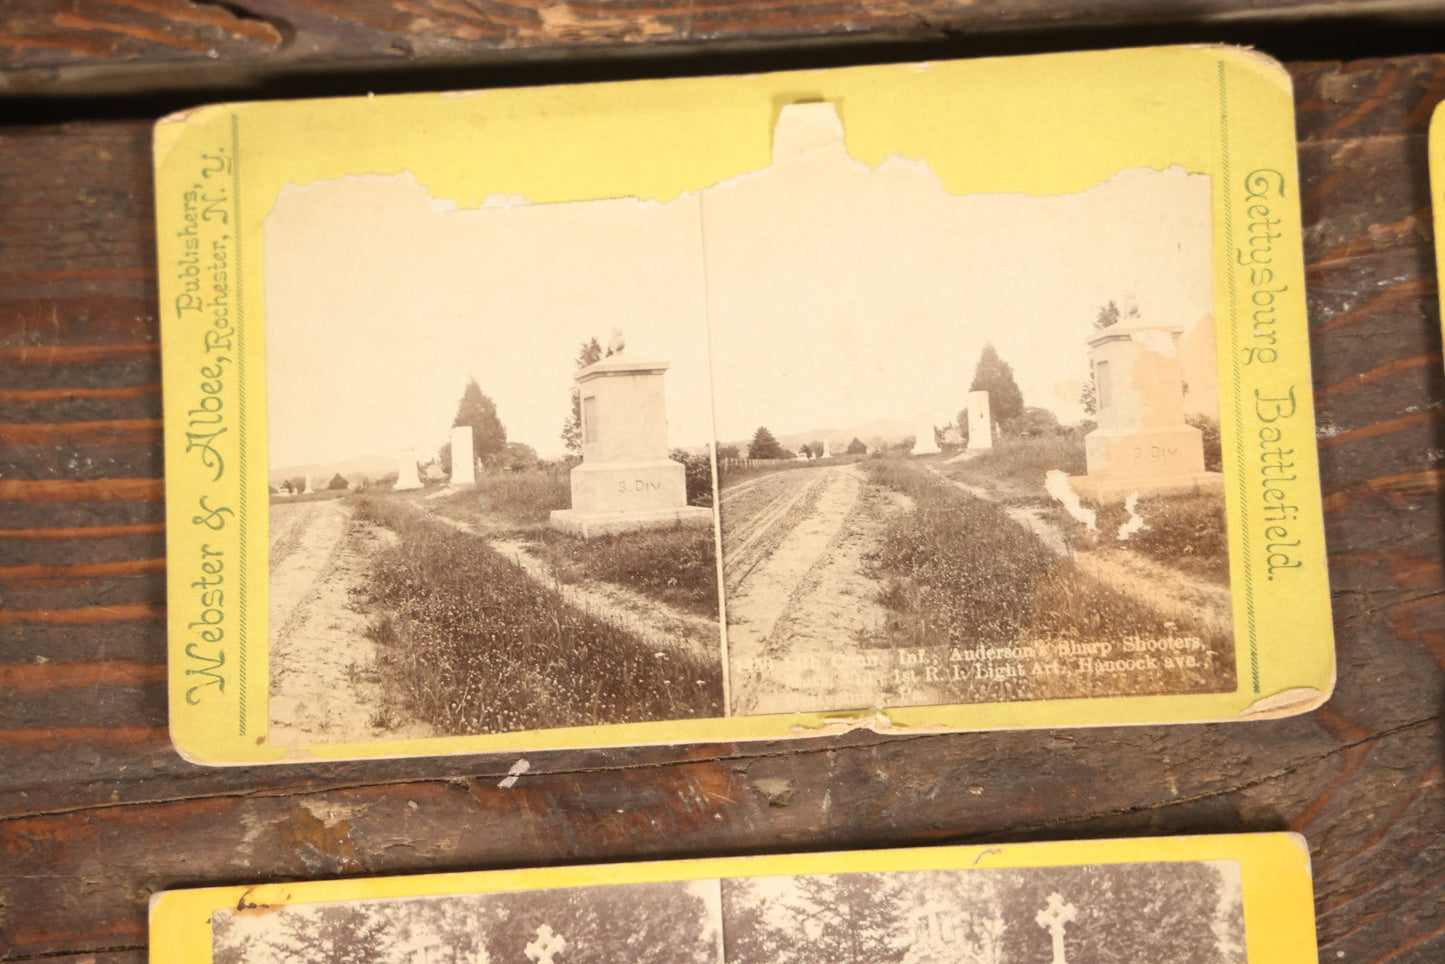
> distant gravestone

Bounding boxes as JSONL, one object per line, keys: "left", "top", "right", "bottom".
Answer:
{"left": 1069, "top": 319, "right": 1222, "bottom": 502}
{"left": 912, "top": 416, "right": 941, "bottom": 455}
{"left": 449, "top": 425, "right": 476, "bottom": 488}
{"left": 549, "top": 356, "right": 713, "bottom": 538}
{"left": 967, "top": 390, "right": 993, "bottom": 450}
{"left": 394, "top": 448, "right": 422, "bottom": 491}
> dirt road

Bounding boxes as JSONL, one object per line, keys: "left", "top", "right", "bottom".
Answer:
{"left": 268, "top": 498, "right": 433, "bottom": 747}
{"left": 720, "top": 464, "right": 911, "bottom": 715}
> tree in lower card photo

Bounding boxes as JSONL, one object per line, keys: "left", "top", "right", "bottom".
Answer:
{"left": 213, "top": 880, "right": 723, "bottom": 964}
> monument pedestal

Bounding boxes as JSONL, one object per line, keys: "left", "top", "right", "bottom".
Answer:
{"left": 550, "top": 505, "right": 714, "bottom": 538}
{"left": 1069, "top": 424, "right": 1224, "bottom": 502}
{"left": 549, "top": 459, "right": 712, "bottom": 537}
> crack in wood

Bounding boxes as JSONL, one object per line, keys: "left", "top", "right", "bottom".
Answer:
{"left": 2, "top": 715, "right": 1436, "bottom": 824}
{"left": 966, "top": 713, "right": 1440, "bottom": 838}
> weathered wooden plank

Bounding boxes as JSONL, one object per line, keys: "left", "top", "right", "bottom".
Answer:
{"left": 3, "top": 1, "right": 1441, "bottom": 98}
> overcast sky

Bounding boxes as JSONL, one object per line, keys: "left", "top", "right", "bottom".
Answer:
{"left": 265, "top": 103, "right": 1213, "bottom": 467}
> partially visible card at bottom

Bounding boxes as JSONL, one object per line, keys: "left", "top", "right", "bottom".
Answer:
{"left": 151, "top": 833, "right": 1315, "bottom": 962}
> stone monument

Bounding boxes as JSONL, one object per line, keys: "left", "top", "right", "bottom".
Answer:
{"left": 822, "top": 439, "right": 834, "bottom": 458}
{"left": 549, "top": 348, "right": 713, "bottom": 538}
{"left": 967, "top": 390, "right": 993, "bottom": 450}
{"left": 300, "top": 476, "right": 312, "bottom": 495}
{"left": 394, "top": 448, "right": 422, "bottom": 491}
{"left": 449, "top": 425, "right": 476, "bottom": 488}
{"left": 912, "top": 416, "right": 941, "bottom": 455}
{"left": 1069, "top": 319, "right": 1223, "bottom": 502}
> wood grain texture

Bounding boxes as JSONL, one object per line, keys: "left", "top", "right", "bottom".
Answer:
{"left": 2, "top": 0, "right": 1441, "bottom": 97}
{"left": 1, "top": 53, "right": 1443, "bottom": 961}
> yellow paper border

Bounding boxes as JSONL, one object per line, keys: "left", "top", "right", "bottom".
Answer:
{"left": 1431, "top": 102, "right": 1445, "bottom": 353}
{"left": 150, "top": 833, "right": 1317, "bottom": 962}
{"left": 157, "top": 45, "right": 1334, "bottom": 765}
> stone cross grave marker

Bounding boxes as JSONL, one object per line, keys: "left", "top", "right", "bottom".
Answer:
{"left": 525, "top": 924, "right": 567, "bottom": 963}
{"left": 1035, "top": 892, "right": 1077, "bottom": 964}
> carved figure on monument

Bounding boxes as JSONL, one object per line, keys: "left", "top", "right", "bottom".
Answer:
{"left": 549, "top": 354, "right": 713, "bottom": 537}
{"left": 606, "top": 326, "right": 626, "bottom": 357}
{"left": 1069, "top": 312, "right": 1224, "bottom": 502}
{"left": 967, "top": 390, "right": 993, "bottom": 451}
{"left": 449, "top": 425, "right": 476, "bottom": 489}
{"left": 394, "top": 447, "right": 423, "bottom": 491}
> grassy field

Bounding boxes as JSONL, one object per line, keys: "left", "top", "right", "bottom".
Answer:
{"left": 427, "top": 464, "right": 721, "bottom": 613}
{"left": 471, "top": 465, "right": 572, "bottom": 527}
{"left": 528, "top": 527, "right": 720, "bottom": 618}
{"left": 266, "top": 487, "right": 349, "bottom": 506}
{"left": 1090, "top": 492, "right": 1230, "bottom": 583}
{"left": 938, "top": 434, "right": 1229, "bottom": 583}
{"left": 352, "top": 497, "right": 723, "bottom": 735}
{"left": 864, "top": 459, "right": 1058, "bottom": 646}
{"left": 862, "top": 459, "right": 1234, "bottom": 699}
{"left": 938, "top": 434, "right": 1086, "bottom": 492}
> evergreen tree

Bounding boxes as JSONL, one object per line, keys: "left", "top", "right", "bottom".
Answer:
{"left": 1079, "top": 376, "right": 1097, "bottom": 417}
{"left": 453, "top": 376, "right": 507, "bottom": 462}
{"left": 748, "top": 426, "right": 789, "bottom": 460}
{"left": 969, "top": 343, "right": 1024, "bottom": 427}
{"left": 561, "top": 337, "right": 604, "bottom": 453}
{"left": 846, "top": 437, "right": 868, "bottom": 455}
